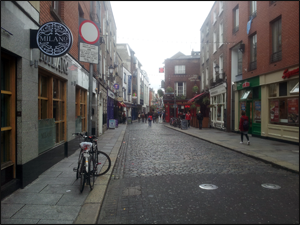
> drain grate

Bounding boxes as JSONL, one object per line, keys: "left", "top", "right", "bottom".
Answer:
{"left": 261, "top": 183, "right": 281, "bottom": 189}
{"left": 199, "top": 184, "right": 218, "bottom": 190}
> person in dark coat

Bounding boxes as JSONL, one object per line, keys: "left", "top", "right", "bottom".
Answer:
{"left": 239, "top": 110, "right": 250, "bottom": 145}
{"left": 197, "top": 110, "right": 204, "bottom": 129}
{"left": 122, "top": 112, "right": 126, "bottom": 124}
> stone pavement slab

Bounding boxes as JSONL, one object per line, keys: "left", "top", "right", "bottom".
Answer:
{"left": 1, "top": 124, "right": 127, "bottom": 224}
{"left": 164, "top": 123, "right": 299, "bottom": 173}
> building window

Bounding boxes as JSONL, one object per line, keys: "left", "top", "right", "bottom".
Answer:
{"left": 233, "top": 6, "right": 239, "bottom": 34}
{"left": 202, "top": 47, "right": 205, "bottom": 64}
{"left": 238, "top": 49, "right": 243, "bottom": 75}
{"left": 52, "top": 1, "right": 60, "bottom": 16}
{"left": 250, "top": 33, "right": 257, "bottom": 71}
{"left": 206, "top": 23, "right": 209, "bottom": 35}
{"left": 175, "top": 65, "right": 185, "bottom": 74}
{"left": 219, "top": 22, "right": 223, "bottom": 47}
{"left": 176, "top": 82, "right": 185, "bottom": 96}
{"left": 124, "top": 73, "right": 127, "bottom": 83}
{"left": 268, "top": 79, "right": 299, "bottom": 126}
{"left": 219, "top": 1, "right": 223, "bottom": 16}
{"left": 206, "top": 42, "right": 209, "bottom": 60}
{"left": 38, "top": 72, "right": 66, "bottom": 144}
{"left": 1, "top": 54, "right": 16, "bottom": 183}
{"left": 213, "top": 31, "right": 217, "bottom": 53}
{"left": 219, "top": 54, "right": 224, "bottom": 78}
{"left": 76, "top": 87, "right": 87, "bottom": 132}
{"left": 201, "top": 71, "right": 204, "bottom": 91}
{"left": 206, "top": 67, "right": 209, "bottom": 86}
{"left": 250, "top": 1, "right": 257, "bottom": 19}
{"left": 271, "top": 18, "right": 282, "bottom": 63}
{"left": 213, "top": 11, "right": 217, "bottom": 24}
{"left": 213, "top": 61, "right": 216, "bottom": 82}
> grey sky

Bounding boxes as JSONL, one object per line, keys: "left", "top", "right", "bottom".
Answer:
{"left": 111, "top": 1, "right": 215, "bottom": 93}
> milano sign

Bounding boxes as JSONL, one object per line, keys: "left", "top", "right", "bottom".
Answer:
{"left": 31, "top": 21, "right": 73, "bottom": 57}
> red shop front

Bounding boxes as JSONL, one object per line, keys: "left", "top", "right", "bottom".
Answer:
{"left": 164, "top": 100, "right": 199, "bottom": 123}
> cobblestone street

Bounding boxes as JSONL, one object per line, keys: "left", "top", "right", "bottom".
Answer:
{"left": 98, "top": 122, "right": 299, "bottom": 224}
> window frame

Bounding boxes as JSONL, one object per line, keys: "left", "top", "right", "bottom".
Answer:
{"left": 271, "top": 17, "right": 282, "bottom": 63}
{"left": 175, "top": 65, "right": 186, "bottom": 75}
{"left": 233, "top": 6, "right": 239, "bottom": 34}
{"left": 219, "top": 22, "right": 223, "bottom": 47}
{"left": 250, "top": 33, "right": 257, "bottom": 71}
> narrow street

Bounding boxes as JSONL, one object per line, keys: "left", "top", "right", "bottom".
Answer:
{"left": 97, "top": 122, "right": 299, "bottom": 224}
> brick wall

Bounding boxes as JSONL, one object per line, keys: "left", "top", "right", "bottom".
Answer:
{"left": 165, "top": 57, "right": 201, "bottom": 100}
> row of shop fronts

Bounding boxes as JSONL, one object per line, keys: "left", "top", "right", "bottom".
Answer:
{"left": 164, "top": 66, "right": 299, "bottom": 144}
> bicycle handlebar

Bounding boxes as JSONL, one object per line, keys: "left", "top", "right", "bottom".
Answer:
{"left": 72, "top": 132, "right": 97, "bottom": 142}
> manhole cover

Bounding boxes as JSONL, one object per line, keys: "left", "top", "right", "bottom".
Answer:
{"left": 261, "top": 183, "right": 281, "bottom": 189}
{"left": 199, "top": 184, "right": 218, "bottom": 190}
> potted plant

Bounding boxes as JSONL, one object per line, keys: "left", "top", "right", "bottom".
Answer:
{"left": 166, "top": 86, "right": 173, "bottom": 93}
{"left": 192, "top": 86, "right": 199, "bottom": 94}
{"left": 191, "top": 103, "right": 196, "bottom": 109}
{"left": 202, "top": 96, "right": 210, "bottom": 105}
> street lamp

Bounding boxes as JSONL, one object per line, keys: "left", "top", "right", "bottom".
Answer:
{"left": 109, "top": 65, "right": 114, "bottom": 77}
{"left": 214, "top": 64, "right": 219, "bottom": 74}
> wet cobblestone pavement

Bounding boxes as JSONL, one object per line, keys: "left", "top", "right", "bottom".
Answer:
{"left": 98, "top": 122, "right": 299, "bottom": 224}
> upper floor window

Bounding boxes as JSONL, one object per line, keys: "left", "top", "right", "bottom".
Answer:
{"left": 250, "top": 34, "right": 257, "bottom": 71}
{"left": 213, "top": 61, "right": 217, "bottom": 82}
{"left": 202, "top": 47, "right": 205, "bottom": 64}
{"left": 213, "top": 11, "right": 217, "bottom": 24}
{"left": 175, "top": 65, "right": 185, "bottom": 74}
{"left": 271, "top": 18, "right": 282, "bottom": 63}
{"left": 206, "top": 67, "right": 209, "bottom": 86}
{"left": 250, "top": 1, "right": 257, "bottom": 19}
{"left": 233, "top": 6, "right": 239, "bottom": 34}
{"left": 124, "top": 73, "right": 127, "bottom": 84}
{"left": 219, "top": 22, "right": 223, "bottom": 47}
{"left": 213, "top": 31, "right": 217, "bottom": 53}
{"left": 175, "top": 82, "right": 186, "bottom": 96}
{"left": 219, "top": 54, "right": 224, "bottom": 78}
{"left": 53, "top": 1, "right": 60, "bottom": 16}
{"left": 219, "top": 1, "right": 223, "bottom": 16}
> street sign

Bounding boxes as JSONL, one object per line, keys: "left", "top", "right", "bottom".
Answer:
{"left": 114, "top": 83, "right": 119, "bottom": 90}
{"left": 78, "top": 18, "right": 100, "bottom": 64}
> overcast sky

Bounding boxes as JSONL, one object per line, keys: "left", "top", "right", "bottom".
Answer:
{"left": 111, "top": 1, "right": 215, "bottom": 93}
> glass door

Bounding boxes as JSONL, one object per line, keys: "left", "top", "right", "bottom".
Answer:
{"left": 246, "top": 101, "right": 253, "bottom": 134}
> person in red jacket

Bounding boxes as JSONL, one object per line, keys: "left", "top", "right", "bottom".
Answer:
{"left": 239, "top": 110, "right": 250, "bottom": 145}
{"left": 185, "top": 111, "right": 192, "bottom": 128}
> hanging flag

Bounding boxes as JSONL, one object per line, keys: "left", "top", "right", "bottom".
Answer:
{"left": 159, "top": 68, "right": 164, "bottom": 73}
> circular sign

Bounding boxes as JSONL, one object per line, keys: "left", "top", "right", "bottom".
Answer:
{"left": 79, "top": 20, "right": 100, "bottom": 45}
{"left": 114, "top": 83, "right": 119, "bottom": 90}
{"left": 36, "top": 22, "right": 73, "bottom": 57}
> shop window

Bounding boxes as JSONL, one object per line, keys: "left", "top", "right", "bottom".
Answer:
{"left": 1, "top": 54, "right": 16, "bottom": 183}
{"left": 269, "top": 83, "right": 277, "bottom": 97}
{"left": 279, "top": 81, "right": 287, "bottom": 96}
{"left": 76, "top": 87, "right": 87, "bottom": 132}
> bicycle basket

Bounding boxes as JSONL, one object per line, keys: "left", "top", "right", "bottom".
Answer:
{"left": 80, "top": 142, "right": 93, "bottom": 150}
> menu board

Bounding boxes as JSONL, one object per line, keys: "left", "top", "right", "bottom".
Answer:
{"left": 270, "top": 100, "right": 279, "bottom": 122}
{"left": 254, "top": 101, "right": 261, "bottom": 122}
{"left": 287, "top": 98, "right": 298, "bottom": 123}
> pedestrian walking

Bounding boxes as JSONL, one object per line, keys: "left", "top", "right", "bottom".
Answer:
{"left": 239, "top": 110, "right": 250, "bottom": 145}
{"left": 163, "top": 111, "right": 166, "bottom": 122}
{"left": 159, "top": 111, "right": 162, "bottom": 122}
{"left": 122, "top": 112, "right": 126, "bottom": 124}
{"left": 185, "top": 111, "right": 192, "bottom": 128}
{"left": 145, "top": 112, "right": 148, "bottom": 123}
{"left": 141, "top": 112, "right": 145, "bottom": 123}
{"left": 148, "top": 112, "right": 153, "bottom": 127}
{"left": 197, "top": 110, "right": 203, "bottom": 129}
{"left": 138, "top": 112, "right": 141, "bottom": 123}
{"left": 154, "top": 111, "right": 158, "bottom": 123}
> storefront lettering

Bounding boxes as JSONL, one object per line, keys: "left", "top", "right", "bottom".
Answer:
{"left": 242, "top": 81, "right": 250, "bottom": 88}
{"left": 282, "top": 68, "right": 299, "bottom": 79}
{"left": 39, "top": 52, "right": 69, "bottom": 75}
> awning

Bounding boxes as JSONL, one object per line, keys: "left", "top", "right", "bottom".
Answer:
{"left": 118, "top": 101, "right": 126, "bottom": 107}
{"left": 187, "top": 92, "right": 207, "bottom": 103}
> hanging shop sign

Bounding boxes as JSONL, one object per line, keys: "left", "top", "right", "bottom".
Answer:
{"left": 114, "top": 83, "right": 119, "bottom": 90}
{"left": 282, "top": 68, "right": 299, "bottom": 79}
{"left": 242, "top": 81, "right": 250, "bottom": 88}
{"left": 35, "top": 22, "right": 73, "bottom": 57}
{"left": 108, "top": 89, "right": 115, "bottom": 99}
{"left": 78, "top": 18, "right": 100, "bottom": 64}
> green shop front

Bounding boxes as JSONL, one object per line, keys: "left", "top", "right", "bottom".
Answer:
{"left": 236, "top": 77, "right": 261, "bottom": 136}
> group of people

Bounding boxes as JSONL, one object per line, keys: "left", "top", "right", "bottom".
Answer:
{"left": 123, "top": 108, "right": 250, "bottom": 144}
{"left": 137, "top": 110, "right": 166, "bottom": 126}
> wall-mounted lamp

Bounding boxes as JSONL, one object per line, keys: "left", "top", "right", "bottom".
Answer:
{"left": 109, "top": 65, "right": 114, "bottom": 75}
{"left": 214, "top": 64, "right": 220, "bottom": 74}
{"left": 238, "top": 43, "right": 245, "bottom": 53}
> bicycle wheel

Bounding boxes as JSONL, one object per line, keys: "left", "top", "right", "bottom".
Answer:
{"left": 88, "top": 156, "right": 95, "bottom": 190}
{"left": 76, "top": 152, "right": 83, "bottom": 180}
{"left": 94, "top": 150, "right": 111, "bottom": 176}
{"left": 80, "top": 157, "right": 85, "bottom": 193}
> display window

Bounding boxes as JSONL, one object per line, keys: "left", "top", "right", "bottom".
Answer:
{"left": 38, "top": 70, "right": 66, "bottom": 144}
{"left": 76, "top": 87, "right": 87, "bottom": 132}
{"left": 1, "top": 54, "right": 16, "bottom": 183}
{"left": 268, "top": 80, "right": 299, "bottom": 126}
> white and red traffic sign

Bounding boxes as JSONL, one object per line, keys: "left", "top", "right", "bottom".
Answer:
{"left": 79, "top": 20, "right": 100, "bottom": 45}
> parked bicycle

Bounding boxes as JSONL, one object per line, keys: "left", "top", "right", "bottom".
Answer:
{"left": 72, "top": 132, "right": 111, "bottom": 193}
